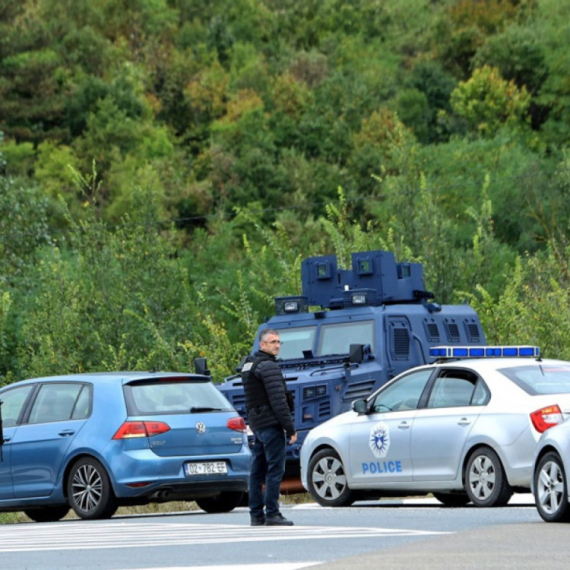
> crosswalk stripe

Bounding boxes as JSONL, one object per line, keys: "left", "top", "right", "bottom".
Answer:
{"left": 0, "top": 522, "right": 450, "bottom": 552}
{"left": 116, "top": 565, "right": 322, "bottom": 570}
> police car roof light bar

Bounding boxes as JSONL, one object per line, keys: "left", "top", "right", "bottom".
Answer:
{"left": 429, "top": 345, "right": 540, "bottom": 359}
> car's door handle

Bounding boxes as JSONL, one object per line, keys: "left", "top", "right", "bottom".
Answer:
{"left": 58, "top": 430, "right": 75, "bottom": 437}
{"left": 457, "top": 418, "right": 471, "bottom": 426}
{"left": 397, "top": 421, "right": 411, "bottom": 429}
{"left": 2, "top": 437, "right": 10, "bottom": 443}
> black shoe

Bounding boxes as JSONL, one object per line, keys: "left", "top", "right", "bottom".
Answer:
{"left": 250, "top": 517, "right": 265, "bottom": 526}
{"left": 265, "top": 514, "right": 294, "bottom": 526}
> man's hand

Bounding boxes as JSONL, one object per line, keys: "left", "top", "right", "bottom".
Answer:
{"left": 288, "top": 433, "right": 298, "bottom": 444}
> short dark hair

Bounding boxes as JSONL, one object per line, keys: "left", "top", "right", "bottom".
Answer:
{"left": 259, "top": 328, "right": 279, "bottom": 342}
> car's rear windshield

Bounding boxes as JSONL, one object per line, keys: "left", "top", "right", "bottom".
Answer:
{"left": 124, "top": 378, "right": 235, "bottom": 415}
{"left": 498, "top": 364, "right": 570, "bottom": 395}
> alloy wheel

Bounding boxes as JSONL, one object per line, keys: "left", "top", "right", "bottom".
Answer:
{"left": 537, "top": 459, "right": 565, "bottom": 515}
{"left": 468, "top": 454, "right": 496, "bottom": 501}
{"left": 71, "top": 463, "right": 103, "bottom": 513}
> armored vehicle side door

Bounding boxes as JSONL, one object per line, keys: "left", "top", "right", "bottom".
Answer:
{"left": 386, "top": 317, "right": 422, "bottom": 379}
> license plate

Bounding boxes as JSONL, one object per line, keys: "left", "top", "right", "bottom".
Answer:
{"left": 184, "top": 462, "right": 228, "bottom": 476}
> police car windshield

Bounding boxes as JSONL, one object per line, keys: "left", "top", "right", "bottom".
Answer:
{"left": 276, "top": 327, "right": 317, "bottom": 360}
{"left": 498, "top": 364, "right": 570, "bottom": 395}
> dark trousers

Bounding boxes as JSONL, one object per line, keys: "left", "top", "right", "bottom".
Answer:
{"left": 249, "top": 425, "right": 286, "bottom": 518}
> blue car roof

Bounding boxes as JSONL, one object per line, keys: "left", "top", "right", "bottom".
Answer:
{"left": 2, "top": 371, "right": 209, "bottom": 388}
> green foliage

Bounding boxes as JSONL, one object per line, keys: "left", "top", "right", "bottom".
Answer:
{"left": 472, "top": 25, "right": 548, "bottom": 95}
{"left": 465, "top": 240, "right": 570, "bottom": 359}
{"left": 0, "top": 140, "right": 35, "bottom": 177}
{"left": 534, "top": 0, "right": 570, "bottom": 148}
{"left": 0, "top": 513, "right": 19, "bottom": 525}
{"left": 3, "top": 0, "right": 570, "bottom": 386}
{"left": 461, "top": 174, "right": 516, "bottom": 299}
{"left": 321, "top": 187, "right": 386, "bottom": 268}
{"left": 405, "top": 60, "right": 458, "bottom": 143}
{"left": 0, "top": 288, "right": 12, "bottom": 379}
{"left": 450, "top": 65, "right": 531, "bottom": 137}
{"left": 413, "top": 132, "right": 550, "bottom": 251}
{"left": 0, "top": 172, "right": 52, "bottom": 281}
{"left": 16, "top": 204, "right": 197, "bottom": 378}
{"left": 34, "top": 141, "right": 81, "bottom": 210}
{"left": 432, "top": 0, "right": 520, "bottom": 79}
{"left": 395, "top": 89, "right": 431, "bottom": 144}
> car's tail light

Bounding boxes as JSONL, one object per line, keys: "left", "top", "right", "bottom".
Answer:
{"left": 227, "top": 417, "right": 246, "bottom": 432}
{"left": 113, "top": 421, "right": 171, "bottom": 439}
{"left": 530, "top": 405, "right": 563, "bottom": 433}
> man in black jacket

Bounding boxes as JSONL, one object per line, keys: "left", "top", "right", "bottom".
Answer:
{"left": 242, "top": 328, "right": 297, "bottom": 526}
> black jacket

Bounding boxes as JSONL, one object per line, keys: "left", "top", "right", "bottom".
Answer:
{"left": 242, "top": 351, "right": 295, "bottom": 437}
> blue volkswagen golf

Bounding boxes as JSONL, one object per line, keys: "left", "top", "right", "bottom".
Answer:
{"left": 0, "top": 371, "right": 251, "bottom": 522}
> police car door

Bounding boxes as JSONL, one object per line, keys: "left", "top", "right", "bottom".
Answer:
{"left": 349, "top": 368, "right": 433, "bottom": 486}
{"left": 411, "top": 368, "right": 485, "bottom": 481}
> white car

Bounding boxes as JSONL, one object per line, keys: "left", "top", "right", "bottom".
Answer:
{"left": 300, "top": 346, "right": 570, "bottom": 507}
{"left": 532, "top": 419, "right": 570, "bottom": 522}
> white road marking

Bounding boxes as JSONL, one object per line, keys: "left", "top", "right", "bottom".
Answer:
{"left": 0, "top": 521, "right": 450, "bottom": 553}
{"left": 117, "top": 565, "right": 322, "bottom": 570}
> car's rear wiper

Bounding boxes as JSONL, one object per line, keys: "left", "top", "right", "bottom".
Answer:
{"left": 189, "top": 406, "right": 224, "bottom": 413}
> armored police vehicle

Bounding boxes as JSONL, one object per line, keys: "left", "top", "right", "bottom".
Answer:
{"left": 218, "top": 250, "right": 486, "bottom": 483}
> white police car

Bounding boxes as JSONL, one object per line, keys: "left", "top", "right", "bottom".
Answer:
{"left": 532, "top": 418, "right": 570, "bottom": 522}
{"left": 300, "top": 346, "right": 570, "bottom": 507}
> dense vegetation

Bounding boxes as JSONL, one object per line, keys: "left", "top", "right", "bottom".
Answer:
{"left": 2, "top": 0, "right": 570, "bottom": 385}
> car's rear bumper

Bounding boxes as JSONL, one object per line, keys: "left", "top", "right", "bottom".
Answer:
{"left": 118, "top": 479, "right": 249, "bottom": 503}
{"left": 105, "top": 447, "right": 251, "bottom": 499}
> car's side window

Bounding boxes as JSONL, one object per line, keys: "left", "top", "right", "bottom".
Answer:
{"left": 28, "top": 383, "right": 84, "bottom": 424}
{"left": 427, "top": 369, "right": 483, "bottom": 408}
{"left": 471, "top": 380, "right": 490, "bottom": 405}
{"left": 72, "top": 385, "right": 92, "bottom": 419}
{"left": 371, "top": 369, "right": 432, "bottom": 413}
{"left": 0, "top": 385, "right": 35, "bottom": 427}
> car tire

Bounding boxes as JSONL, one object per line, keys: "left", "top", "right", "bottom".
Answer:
{"left": 196, "top": 491, "right": 244, "bottom": 513}
{"left": 465, "top": 447, "right": 513, "bottom": 507}
{"left": 432, "top": 492, "right": 471, "bottom": 507}
{"left": 307, "top": 448, "right": 355, "bottom": 507}
{"left": 24, "top": 506, "right": 70, "bottom": 523}
{"left": 534, "top": 451, "right": 570, "bottom": 523}
{"left": 67, "top": 457, "right": 118, "bottom": 520}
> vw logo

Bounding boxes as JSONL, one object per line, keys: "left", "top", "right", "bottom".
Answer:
{"left": 195, "top": 422, "right": 206, "bottom": 434}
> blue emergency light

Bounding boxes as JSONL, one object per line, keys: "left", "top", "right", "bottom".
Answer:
{"left": 430, "top": 345, "right": 540, "bottom": 359}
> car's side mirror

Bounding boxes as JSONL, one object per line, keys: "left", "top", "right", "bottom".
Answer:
{"left": 348, "top": 344, "right": 364, "bottom": 364}
{"left": 235, "top": 355, "right": 249, "bottom": 374}
{"left": 352, "top": 399, "right": 368, "bottom": 414}
{"left": 194, "top": 357, "right": 211, "bottom": 377}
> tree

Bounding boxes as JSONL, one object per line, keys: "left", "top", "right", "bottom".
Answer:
{"left": 450, "top": 65, "right": 531, "bottom": 138}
